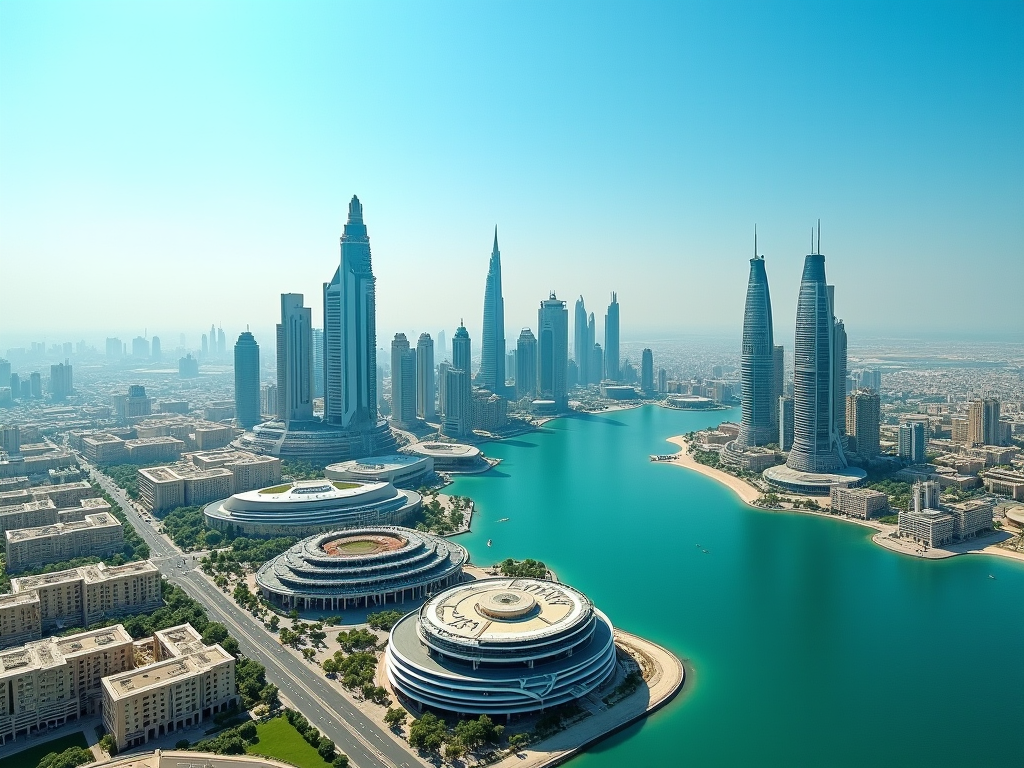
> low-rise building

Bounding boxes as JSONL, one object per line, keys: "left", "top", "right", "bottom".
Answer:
{"left": 138, "top": 450, "right": 279, "bottom": 513}
{"left": 982, "top": 468, "right": 1024, "bottom": 501}
{"left": 11, "top": 561, "right": 162, "bottom": 633}
{"left": 193, "top": 425, "right": 234, "bottom": 450}
{"left": 0, "top": 500, "right": 59, "bottom": 536}
{"left": 897, "top": 508, "right": 954, "bottom": 548}
{"left": 830, "top": 487, "right": 889, "bottom": 519}
{"left": 0, "top": 592, "right": 42, "bottom": 650}
{"left": 82, "top": 434, "right": 128, "bottom": 464}
{"left": 5, "top": 513, "right": 124, "bottom": 574}
{"left": 124, "top": 437, "right": 185, "bottom": 464}
{"left": 102, "top": 624, "right": 237, "bottom": 750}
{"left": 944, "top": 499, "right": 994, "bottom": 541}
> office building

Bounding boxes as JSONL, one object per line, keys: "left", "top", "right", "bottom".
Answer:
{"left": 479, "top": 228, "right": 506, "bottom": 395}
{"left": 111, "top": 386, "right": 152, "bottom": 422}
{"left": 898, "top": 422, "right": 926, "bottom": 463}
{"left": 859, "top": 368, "right": 881, "bottom": 392}
{"left": 772, "top": 345, "right": 784, "bottom": 430}
{"left": 5, "top": 513, "right": 123, "bottom": 574}
{"left": 737, "top": 243, "right": 777, "bottom": 447}
{"left": 178, "top": 354, "right": 199, "bottom": 379}
{"left": 833, "top": 316, "right": 848, "bottom": 446}
{"left": 106, "top": 338, "right": 122, "bottom": 359}
{"left": 312, "top": 328, "right": 325, "bottom": 399}
{"left": 415, "top": 333, "right": 435, "bottom": 421}
{"left": 323, "top": 196, "right": 379, "bottom": 430}
{"left": 472, "top": 390, "right": 508, "bottom": 431}
{"left": 132, "top": 337, "right": 150, "bottom": 359}
{"left": 102, "top": 624, "right": 237, "bottom": 750}
{"left": 276, "top": 293, "right": 314, "bottom": 424}
{"left": 968, "top": 398, "right": 1001, "bottom": 446}
{"left": 138, "top": 450, "right": 280, "bottom": 514}
{"left": 515, "top": 329, "right": 537, "bottom": 400}
{"left": 50, "top": 361, "right": 73, "bottom": 400}
{"left": 574, "top": 296, "right": 589, "bottom": 386}
{"left": 658, "top": 368, "right": 667, "bottom": 394}
{"left": 641, "top": 349, "right": 654, "bottom": 393}
{"left": 830, "top": 487, "right": 888, "bottom": 519}
{"left": 390, "top": 334, "right": 417, "bottom": 427}
{"left": 201, "top": 334, "right": 208, "bottom": 357}
{"left": 784, "top": 233, "right": 849, "bottom": 473}
{"left": 151, "top": 336, "right": 161, "bottom": 361}
{"left": 538, "top": 293, "right": 568, "bottom": 410}
{"left": 846, "top": 389, "right": 880, "bottom": 459}
{"left": 28, "top": 373, "right": 41, "bottom": 399}
{"left": 443, "top": 369, "right": 472, "bottom": 439}
{"left": 604, "top": 292, "right": 620, "bottom": 382}
{"left": 779, "top": 395, "right": 794, "bottom": 451}
{"left": 233, "top": 330, "right": 261, "bottom": 430}
{"left": 436, "top": 361, "right": 449, "bottom": 417}
{"left": 259, "top": 384, "right": 277, "bottom": 416}
{"left": 437, "top": 330, "right": 447, "bottom": 363}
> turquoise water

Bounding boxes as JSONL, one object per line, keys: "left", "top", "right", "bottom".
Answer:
{"left": 449, "top": 405, "right": 1024, "bottom": 768}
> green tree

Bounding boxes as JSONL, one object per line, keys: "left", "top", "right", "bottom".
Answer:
{"left": 366, "top": 610, "right": 404, "bottom": 631}
{"left": 409, "top": 712, "right": 447, "bottom": 753}
{"left": 332, "top": 756, "right": 350, "bottom": 768}
{"left": 384, "top": 707, "right": 407, "bottom": 728}
{"left": 36, "top": 747, "right": 94, "bottom": 768}
{"left": 99, "top": 735, "right": 117, "bottom": 755}
{"left": 317, "top": 736, "right": 336, "bottom": 761}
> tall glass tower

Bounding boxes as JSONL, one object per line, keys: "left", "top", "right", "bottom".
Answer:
{"left": 538, "top": 293, "right": 568, "bottom": 410}
{"left": 574, "top": 296, "right": 589, "bottom": 385}
{"left": 604, "top": 293, "right": 620, "bottom": 382}
{"left": 786, "top": 237, "right": 847, "bottom": 473}
{"left": 233, "top": 330, "right": 261, "bottom": 429}
{"left": 479, "top": 228, "right": 506, "bottom": 394}
{"left": 737, "top": 238, "right": 776, "bottom": 447}
{"left": 323, "top": 196, "right": 378, "bottom": 430}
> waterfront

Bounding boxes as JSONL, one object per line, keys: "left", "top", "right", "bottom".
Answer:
{"left": 450, "top": 405, "right": 1024, "bottom": 768}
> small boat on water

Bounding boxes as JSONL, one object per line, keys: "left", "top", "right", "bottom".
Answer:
{"left": 487, "top": 539, "right": 492, "bottom": 547}
{"left": 988, "top": 574, "right": 996, "bottom": 579}
{"left": 497, "top": 517, "right": 509, "bottom": 522}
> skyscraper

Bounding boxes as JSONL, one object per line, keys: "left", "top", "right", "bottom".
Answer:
{"left": 437, "top": 361, "right": 450, "bottom": 417}
{"left": 479, "top": 228, "right": 506, "bottom": 394}
{"left": 437, "top": 330, "right": 447, "bottom": 363}
{"left": 846, "top": 388, "right": 880, "bottom": 459}
{"left": 574, "top": 296, "right": 589, "bottom": 386}
{"left": 898, "top": 422, "right": 926, "bottom": 462}
{"left": 49, "top": 361, "right": 73, "bottom": 400}
{"left": 390, "top": 334, "right": 416, "bottom": 427}
{"left": 968, "top": 397, "right": 1001, "bottom": 446}
{"left": 416, "top": 333, "right": 435, "bottom": 421}
{"left": 786, "top": 233, "right": 847, "bottom": 473}
{"left": 276, "top": 293, "right": 314, "bottom": 424}
{"left": 217, "top": 327, "right": 226, "bottom": 355}
{"left": 779, "top": 395, "right": 794, "bottom": 451}
{"left": 516, "top": 328, "right": 537, "bottom": 400}
{"left": 587, "top": 313, "right": 596, "bottom": 384}
{"left": 132, "top": 336, "right": 150, "bottom": 358}
{"left": 201, "top": 334, "right": 208, "bottom": 357}
{"left": 234, "top": 330, "right": 261, "bottom": 429}
{"left": 737, "top": 240, "right": 777, "bottom": 448}
{"left": 312, "top": 328, "right": 325, "bottom": 398}
{"left": 832, "top": 314, "right": 848, "bottom": 447}
{"left": 151, "top": 337, "right": 161, "bottom": 361}
{"left": 323, "top": 196, "right": 378, "bottom": 430}
{"left": 604, "top": 293, "right": 619, "bottom": 382}
{"left": 641, "top": 349, "right": 654, "bottom": 393}
{"left": 538, "top": 293, "right": 569, "bottom": 410}
{"left": 444, "top": 322, "right": 473, "bottom": 437}
{"left": 772, "top": 345, "right": 784, "bottom": 431}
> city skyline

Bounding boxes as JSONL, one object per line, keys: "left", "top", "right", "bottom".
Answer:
{"left": 2, "top": 3, "right": 1021, "bottom": 346}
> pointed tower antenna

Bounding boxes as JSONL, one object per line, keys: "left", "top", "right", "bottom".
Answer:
{"left": 754, "top": 224, "right": 757, "bottom": 259}
{"left": 817, "top": 219, "right": 821, "bottom": 254}
{"left": 811, "top": 227, "right": 814, "bottom": 254}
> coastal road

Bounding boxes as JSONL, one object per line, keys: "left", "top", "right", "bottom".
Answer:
{"left": 84, "top": 463, "right": 419, "bottom": 768}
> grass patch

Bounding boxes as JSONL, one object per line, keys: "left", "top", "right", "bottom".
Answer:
{"left": 259, "top": 484, "right": 293, "bottom": 495}
{"left": 0, "top": 732, "right": 88, "bottom": 768}
{"left": 331, "top": 482, "right": 359, "bottom": 490}
{"left": 246, "top": 715, "right": 333, "bottom": 768}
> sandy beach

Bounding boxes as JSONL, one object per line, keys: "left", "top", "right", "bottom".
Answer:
{"left": 661, "top": 435, "right": 761, "bottom": 504}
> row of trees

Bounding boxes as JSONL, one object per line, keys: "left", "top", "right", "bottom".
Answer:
{"left": 282, "top": 709, "right": 350, "bottom": 768}
{"left": 498, "top": 558, "right": 549, "bottom": 578}
{"left": 415, "top": 492, "right": 468, "bottom": 535}
{"left": 408, "top": 712, "right": 526, "bottom": 760}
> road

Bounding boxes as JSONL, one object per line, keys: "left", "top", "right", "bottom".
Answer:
{"left": 86, "top": 464, "right": 419, "bottom": 768}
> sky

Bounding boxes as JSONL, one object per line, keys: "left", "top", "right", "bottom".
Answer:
{"left": 1, "top": 0, "right": 1022, "bottom": 354}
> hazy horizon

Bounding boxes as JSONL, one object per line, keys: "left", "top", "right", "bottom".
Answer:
{"left": 2, "top": 2, "right": 1022, "bottom": 352}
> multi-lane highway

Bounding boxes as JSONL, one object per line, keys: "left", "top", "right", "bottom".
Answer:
{"left": 86, "top": 464, "right": 420, "bottom": 768}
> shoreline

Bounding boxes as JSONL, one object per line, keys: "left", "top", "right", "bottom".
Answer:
{"left": 659, "top": 434, "right": 1024, "bottom": 566}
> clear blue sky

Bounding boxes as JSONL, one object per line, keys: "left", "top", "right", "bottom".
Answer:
{"left": 1, "top": 0, "right": 1021, "bottom": 351}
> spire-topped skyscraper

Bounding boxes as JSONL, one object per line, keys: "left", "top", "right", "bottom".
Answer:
{"left": 604, "top": 292, "right": 620, "bottom": 382}
{"left": 479, "top": 227, "right": 506, "bottom": 394}
{"left": 323, "top": 195, "right": 378, "bottom": 430}
{"left": 574, "top": 296, "right": 589, "bottom": 386}
{"left": 737, "top": 230, "right": 777, "bottom": 447}
{"left": 786, "top": 226, "right": 848, "bottom": 473}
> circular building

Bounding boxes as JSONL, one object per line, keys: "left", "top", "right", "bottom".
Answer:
{"left": 203, "top": 480, "right": 420, "bottom": 536}
{"left": 403, "top": 442, "right": 487, "bottom": 473}
{"left": 255, "top": 526, "right": 467, "bottom": 611}
{"left": 385, "top": 577, "right": 617, "bottom": 716}
{"left": 762, "top": 463, "right": 867, "bottom": 495}
{"left": 234, "top": 418, "right": 399, "bottom": 465}
{"left": 325, "top": 454, "right": 433, "bottom": 488}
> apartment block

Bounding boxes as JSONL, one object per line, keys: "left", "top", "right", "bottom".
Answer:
{"left": 0, "top": 593, "right": 42, "bottom": 650}
{"left": 124, "top": 437, "right": 185, "bottom": 464}
{"left": 5, "top": 513, "right": 124, "bottom": 574}
{"left": 944, "top": 499, "right": 994, "bottom": 540}
{"left": 830, "top": 487, "right": 889, "bottom": 519}
{"left": 897, "top": 509, "right": 954, "bottom": 548}
{"left": 11, "top": 561, "right": 162, "bottom": 633}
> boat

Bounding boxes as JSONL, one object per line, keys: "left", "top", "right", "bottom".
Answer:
{"left": 487, "top": 539, "right": 492, "bottom": 547}
{"left": 989, "top": 574, "right": 996, "bottom": 579}
{"left": 497, "top": 517, "right": 509, "bottom": 522}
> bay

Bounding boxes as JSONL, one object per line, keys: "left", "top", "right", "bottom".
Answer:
{"left": 449, "top": 405, "right": 1024, "bottom": 768}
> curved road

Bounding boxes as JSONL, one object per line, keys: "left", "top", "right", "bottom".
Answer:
{"left": 87, "top": 464, "right": 419, "bottom": 768}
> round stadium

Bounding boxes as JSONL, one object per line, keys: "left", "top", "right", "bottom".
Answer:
{"left": 385, "top": 577, "right": 617, "bottom": 717}
{"left": 402, "top": 442, "right": 489, "bottom": 472}
{"left": 203, "top": 479, "right": 420, "bottom": 536}
{"left": 255, "top": 526, "right": 467, "bottom": 610}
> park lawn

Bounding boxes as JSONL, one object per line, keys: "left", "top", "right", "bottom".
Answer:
{"left": 0, "top": 731, "right": 89, "bottom": 768}
{"left": 246, "top": 715, "right": 334, "bottom": 768}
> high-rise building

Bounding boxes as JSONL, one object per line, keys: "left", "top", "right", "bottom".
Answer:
{"left": 106, "top": 338, "right": 122, "bottom": 358}
{"left": 217, "top": 327, "right": 226, "bottom": 355}
{"left": 437, "top": 361, "right": 450, "bottom": 417}
{"left": 312, "top": 328, "right": 325, "bottom": 398}
{"left": 772, "top": 345, "right": 784, "bottom": 431}
{"left": 968, "top": 398, "right": 1001, "bottom": 446}
{"left": 574, "top": 296, "right": 589, "bottom": 386}
{"left": 132, "top": 336, "right": 150, "bottom": 358}
{"left": 210, "top": 324, "right": 217, "bottom": 354}
{"left": 779, "top": 395, "right": 794, "bottom": 451}
{"left": 234, "top": 330, "right": 261, "bottom": 429}
{"left": 786, "top": 237, "right": 847, "bottom": 473}
{"left": 0, "top": 360, "right": 10, "bottom": 391}
{"left": 260, "top": 383, "right": 278, "bottom": 416}
{"left": 179, "top": 354, "right": 199, "bottom": 379}
{"left": 657, "top": 368, "right": 667, "bottom": 394}
{"left": 453, "top": 321, "right": 472, "bottom": 382}
{"left": 28, "top": 372, "right": 41, "bottom": 398}
{"left": 479, "top": 229, "right": 506, "bottom": 395}
{"left": 323, "top": 196, "right": 378, "bottom": 430}
{"left": 898, "top": 421, "right": 926, "bottom": 462}
{"left": 390, "top": 334, "right": 417, "bottom": 427}
{"left": 151, "top": 336, "right": 161, "bottom": 361}
{"left": 859, "top": 368, "right": 882, "bottom": 392}
{"left": 737, "top": 243, "right": 777, "bottom": 448}
{"left": 443, "top": 368, "right": 472, "bottom": 438}
{"left": 201, "top": 334, "right": 209, "bottom": 357}
{"left": 846, "top": 388, "right": 880, "bottom": 459}
{"left": 604, "top": 293, "right": 620, "bottom": 382}
{"left": 416, "top": 333, "right": 435, "bottom": 421}
{"left": 832, "top": 314, "right": 848, "bottom": 447}
{"left": 50, "top": 361, "right": 73, "bottom": 400}
{"left": 437, "top": 330, "right": 447, "bottom": 363}
{"left": 587, "top": 313, "right": 597, "bottom": 384}
{"left": 591, "top": 343, "right": 603, "bottom": 387}
{"left": 276, "top": 293, "right": 314, "bottom": 424}
{"left": 516, "top": 329, "right": 537, "bottom": 400}
{"left": 567, "top": 360, "right": 579, "bottom": 389}
{"left": 641, "top": 349, "right": 654, "bottom": 393}
{"left": 538, "top": 293, "right": 568, "bottom": 410}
